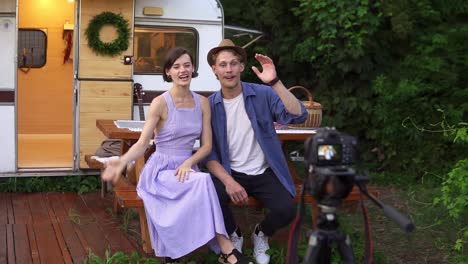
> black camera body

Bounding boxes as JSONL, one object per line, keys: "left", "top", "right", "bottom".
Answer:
{"left": 305, "top": 127, "right": 358, "bottom": 168}
{"left": 304, "top": 127, "right": 359, "bottom": 206}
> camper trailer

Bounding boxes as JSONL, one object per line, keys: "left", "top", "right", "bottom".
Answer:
{"left": 0, "top": 0, "right": 227, "bottom": 176}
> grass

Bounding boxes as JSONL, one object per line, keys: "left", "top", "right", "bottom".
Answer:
{"left": 86, "top": 181, "right": 466, "bottom": 263}
{"left": 338, "top": 184, "right": 467, "bottom": 264}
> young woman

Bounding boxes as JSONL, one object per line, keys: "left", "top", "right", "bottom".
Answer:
{"left": 102, "top": 47, "right": 251, "bottom": 264}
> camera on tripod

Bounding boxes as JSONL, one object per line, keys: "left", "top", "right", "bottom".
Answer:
{"left": 304, "top": 127, "right": 359, "bottom": 207}
{"left": 287, "top": 127, "right": 415, "bottom": 264}
{"left": 305, "top": 127, "right": 357, "bottom": 167}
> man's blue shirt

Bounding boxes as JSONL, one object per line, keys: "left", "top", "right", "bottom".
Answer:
{"left": 205, "top": 82, "right": 308, "bottom": 196}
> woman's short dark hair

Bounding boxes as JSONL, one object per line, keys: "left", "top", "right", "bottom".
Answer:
{"left": 162, "top": 47, "right": 199, "bottom": 82}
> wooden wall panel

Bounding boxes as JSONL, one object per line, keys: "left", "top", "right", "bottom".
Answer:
{"left": 0, "top": 0, "right": 16, "bottom": 12}
{"left": 78, "top": 0, "right": 134, "bottom": 79}
{"left": 79, "top": 81, "right": 132, "bottom": 168}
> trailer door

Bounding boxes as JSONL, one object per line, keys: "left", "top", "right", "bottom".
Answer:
{"left": 76, "top": 0, "right": 134, "bottom": 169}
{"left": 16, "top": 0, "right": 75, "bottom": 169}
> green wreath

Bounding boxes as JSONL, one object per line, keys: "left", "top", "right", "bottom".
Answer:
{"left": 85, "top": 11, "right": 130, "bottom": 56}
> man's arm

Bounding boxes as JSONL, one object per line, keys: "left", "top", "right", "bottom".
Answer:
{"left": 206, "top": 160, "right": 249, "bottom": 205}
{"left": 270, "top": 79, "right": 303, "bottom": 115}
{"left": 251, "top": 53, "right": 302, "bottom": 115}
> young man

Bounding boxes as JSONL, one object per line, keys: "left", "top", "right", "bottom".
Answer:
{"left": 204, "top": 39, "right": 308, "bottom": 264}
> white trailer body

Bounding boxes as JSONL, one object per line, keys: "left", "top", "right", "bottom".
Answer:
{"left": 0, "top": 0, "right": 224, "bottom": 176}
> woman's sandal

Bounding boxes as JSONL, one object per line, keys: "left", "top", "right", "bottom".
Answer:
{"left": 218, "top": 248, "right": 253, "bottom": 264}
{"left": 163, "top": 257, "right": 180, "bottom": 264}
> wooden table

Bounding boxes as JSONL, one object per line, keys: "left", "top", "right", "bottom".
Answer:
{"left": 96, "top": 119, "right": 141, "bottom": 140}
{"left": 96, "top": 119, "right": 140, "bottom": 156}
{"left": 96, "top": 119, "right": 315, "bottom": 141}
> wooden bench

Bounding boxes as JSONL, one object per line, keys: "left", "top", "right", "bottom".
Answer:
{"left": 113, "top": 175, "right": 379, "bottom": 254}
{"left": 84, "top": 155, "right": 108, "bottom": 198}
{"left": 114, "top": 183, "right": 379, "bottom": 210}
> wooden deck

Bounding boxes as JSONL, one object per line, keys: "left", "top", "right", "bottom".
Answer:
{"left": 0, "top": 192, "right": 146, "bottom": 264}
{"left": 0, "top": 190, "right": 375, "bottom": 263}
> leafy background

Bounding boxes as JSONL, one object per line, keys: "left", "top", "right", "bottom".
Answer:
{"left": 221, "top": 0, "right": 467, "bottom": 191}
{"left": 222, "top": 0, "right": 467, "bottom": 262}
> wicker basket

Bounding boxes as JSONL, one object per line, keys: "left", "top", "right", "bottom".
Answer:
{"left": 288, "top": 86, "right": 322, "bottom": 128}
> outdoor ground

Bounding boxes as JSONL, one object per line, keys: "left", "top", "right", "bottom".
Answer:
{"left": 116, "top": 185, "right": 464, "bottom": 263}
{"left": 339, "top": 186, "right": 463, "bottom": 264}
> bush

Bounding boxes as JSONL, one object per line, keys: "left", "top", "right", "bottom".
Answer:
{"left": 0, "top": 175, "right": 101, "bottom": 193}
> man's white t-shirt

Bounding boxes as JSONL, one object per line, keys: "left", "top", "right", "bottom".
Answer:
{"left": 223, "top": 93, "right": 269, "bottom": 175}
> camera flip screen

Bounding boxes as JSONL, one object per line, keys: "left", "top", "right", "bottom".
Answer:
{"left": 317, "top": 144, "right": 341, "bottom": 163}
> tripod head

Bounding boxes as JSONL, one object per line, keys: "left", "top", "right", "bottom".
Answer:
{"left": 306, "top": 166, "right": 356, "bottom": 207}
{"left": 306, "top": 166, "right": 415, "bottom": 233}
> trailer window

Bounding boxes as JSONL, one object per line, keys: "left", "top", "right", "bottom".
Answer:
{"left": 18, "top": 29, "right": 47, "bottom": 68}
{"left": 134, "top": 27, "right": 198, "bottom": 74}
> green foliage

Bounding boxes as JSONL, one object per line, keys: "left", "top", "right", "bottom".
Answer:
{"left": 221, "top": 0, "right": 309, "bottom": 85}
{"left": 431, "top": 118, "right": 468, "bottom": 220}
{"left": 85, "top": 11, "right": 130, "bottom": 56}
{"left": 405, "top": 184, "right": 468, "bottom": 263}
{"left": 435, "top": 159, "right": 468, "bottom": 218}
{"left": 120, "top": 209, "right": 139, "bottom": 234}
{"left": 370, "top": 19, "right": 468, "bottom": 178}
{"left": 433, "top": 121, "right": 468, "bottom": 257}
{"left": 288, "top": 0, "right": 387, "bottom": 136}
{"left": 220, "top": 0, "right": 468, "bottom": 260}
{"left": 396, "top": 113, "right": 468, "bottom": 259}
{"left": 266, "top": 243, "right": 286, "bottom": 264}
{"left": 221, "top": 0, "right": 468, "bottom": 182}
{"left": 293, "top": 0, "right": 382, "bottom": 68}
{"left": 0, "top": 176, "right": 101, "bottom": 193}
{"left": 83, "top": 249, "right": 159, "bottom": 264}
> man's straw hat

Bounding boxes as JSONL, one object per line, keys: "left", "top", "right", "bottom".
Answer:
{"left": 207, "top": 39, "right": 247, "bottom": 66}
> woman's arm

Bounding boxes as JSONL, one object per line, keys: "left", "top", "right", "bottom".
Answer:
{"left": 102, "top": 96, "right": 165, "bottom": 183}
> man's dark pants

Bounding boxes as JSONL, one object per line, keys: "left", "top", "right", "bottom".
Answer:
{"left": 211, "top": 168, "right": 296, "bottom": 237}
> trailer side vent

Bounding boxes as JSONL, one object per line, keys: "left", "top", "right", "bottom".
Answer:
{"left": 143, "top": 7, "right": 163, "bottom": 16}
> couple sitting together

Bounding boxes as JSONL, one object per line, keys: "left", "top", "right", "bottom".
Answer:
{"left": 102, "top": 39, "right": 308, "bottom": 264}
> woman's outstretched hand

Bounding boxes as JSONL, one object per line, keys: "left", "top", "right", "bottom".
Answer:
{"left": 102, "top": 159, "right": 124, "bottom": 184}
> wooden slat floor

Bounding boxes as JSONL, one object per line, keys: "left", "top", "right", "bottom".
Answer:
{"left": 0, "top": 192, "right": 145, "bottom": 264}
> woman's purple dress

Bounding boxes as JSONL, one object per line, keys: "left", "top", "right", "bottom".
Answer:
{"left": 137, "top": 91, "right": 227, "bottom": 258}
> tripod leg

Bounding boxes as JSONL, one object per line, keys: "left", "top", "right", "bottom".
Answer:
{"left": 310, "top": 201, "right": 319, "bottom": 227}
{"left": 303, "top": 231, "right": 331, "bottom": 264}
{"left": 336, "top": 231, "right": 356, "bottom": 264}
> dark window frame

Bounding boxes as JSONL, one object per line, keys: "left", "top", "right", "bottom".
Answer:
{"left": 18, "top": 28, "right": 47, "bottom": 68}
{"left": 133, "top": 25, "right": 199, "bottom": 75}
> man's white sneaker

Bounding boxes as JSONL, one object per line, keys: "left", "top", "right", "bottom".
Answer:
{"left": 230, "top": 231, "right": 244, "bottom": 253}
{"left": 252, "top": 225, "right": 270, "bottom": 264}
